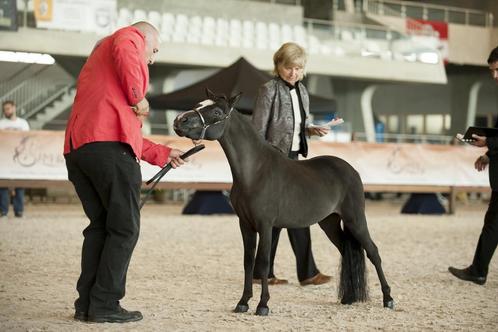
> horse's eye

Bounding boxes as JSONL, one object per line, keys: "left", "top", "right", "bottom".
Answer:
{"left": 214, "top": 110, "right": 222, "bottom": 117}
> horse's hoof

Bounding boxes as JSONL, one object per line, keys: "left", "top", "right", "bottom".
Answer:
{"left": 233, "top": 304, "right": 249, "bottom": 313}
{"left": 340, "top": 297, "right": 354, "bottom": 305}
{"left": 255, "top": 306, "right": 269, "bottom": 316}
{"left": 383, "top": 299, "right": 395, "bottom": 309}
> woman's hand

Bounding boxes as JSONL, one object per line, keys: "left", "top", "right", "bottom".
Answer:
{"left": 308, "top": 126, "right": 329, "bottom": 137}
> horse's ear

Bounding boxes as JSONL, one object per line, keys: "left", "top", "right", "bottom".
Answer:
{"left": 205, "top": 88, "right": 217, "bottom": 100}
{"left": 229, "top": 92, "right": 242, "bottom": 108}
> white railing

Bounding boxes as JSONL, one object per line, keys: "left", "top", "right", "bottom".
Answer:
{"left": 0, "top": 64, "right": 46, "bottom": 97}
{"left": 304, "top": 18, "right": 402, "bottom": 42}
{"left": 0, "top": 64, "right": 75, "bottom": 118}
{"left": 302, "top": 18, "right": 441, "bottom": 64}
{"left": 364, "top": 0, "right": 493, "bottom": 27}
{"left": 23, "top": 84, "right": 76, "bottom": 120}
{"left": 364, "top": 0, "right": 438, "bottom": 37}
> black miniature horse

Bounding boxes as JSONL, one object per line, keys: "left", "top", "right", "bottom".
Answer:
{"left": 173, "top": 90, "right": 394, "bottom": 316}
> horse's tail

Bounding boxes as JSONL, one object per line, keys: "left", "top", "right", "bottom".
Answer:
{"left": 338, "top": 226, "right": 369, "bottom": 304}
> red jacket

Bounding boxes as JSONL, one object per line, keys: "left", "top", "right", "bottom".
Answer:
{"left": 63, "top": 26, "right": 171, "bottom": 167}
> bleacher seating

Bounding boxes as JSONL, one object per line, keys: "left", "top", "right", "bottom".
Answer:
{"left": 118, "top": 8, "right": 437, "bottom": 64}
{"left": 133, "top": 9, "right": 147, "bottom": 23}
{"left": 27, "top": 2, "right": 435, "bottom": 66}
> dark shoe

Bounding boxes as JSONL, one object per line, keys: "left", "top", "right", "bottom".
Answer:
{"left": 74, "top": 311, "right": 88, "bottom": 321}
{"left": 252, "top": 277, "right": 289, "bottom": 285}
{"left": 88, "top": 307, "right": 143, "bottom": 323}
{"left": 14, "top": 212, "right": 22, "bottom": 218}
{"left": 300, "top": 272, "right": 332, "bottom": 286}
{"left": 448, "top": 266, "right": 486, "bottom": 285}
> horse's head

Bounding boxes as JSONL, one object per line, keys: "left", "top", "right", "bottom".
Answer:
{"left": 173, "top": 89, "right": 242, "bottom": 141}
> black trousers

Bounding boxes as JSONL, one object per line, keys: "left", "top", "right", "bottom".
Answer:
{"left": 471, "top": 190, "right": 498, "bottom": 277}
{"left": 266, "top": 227, "right": 319, "bottom": 281}
{"left": 65, "top": 142, "right": 142, "bottom": 314}
{"left": 254, "top": 150, "right": 319, "bottom": 282}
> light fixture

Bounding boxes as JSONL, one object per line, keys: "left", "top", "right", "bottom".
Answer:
{"left": 0, "top": 51, "right": 55, "bottom": 65}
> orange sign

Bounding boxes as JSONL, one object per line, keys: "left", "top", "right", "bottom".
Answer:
{"left": 34, "top": 0, "right": 53, "bottom": 21}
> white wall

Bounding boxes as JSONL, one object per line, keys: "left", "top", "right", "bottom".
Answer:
{"left": 448, "top": 24, "right": 493, "bottom": 65}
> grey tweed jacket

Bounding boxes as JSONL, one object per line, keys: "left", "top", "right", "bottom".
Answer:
{"left": 252, "top": 77, "right": 311, "bottom": 157}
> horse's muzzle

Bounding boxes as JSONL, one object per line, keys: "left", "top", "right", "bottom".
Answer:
{"left": 173, "top": 117, "right": 186, "bottom": 137}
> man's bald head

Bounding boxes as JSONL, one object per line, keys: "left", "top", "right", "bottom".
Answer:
{"left": 132, "top": 21, "right": 159, "bottom": 65}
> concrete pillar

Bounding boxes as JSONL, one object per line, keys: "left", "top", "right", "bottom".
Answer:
{"left": 333, "top": 79, "right": 370, "bottom": 136}
{"left": 361, "top": 85, "right": 377, "bottom": 143}
{"left": 449, "top": 74, "right": 481, "bottom": 133}
{"left": 466, "top": 81, "right": 483, "bottom": 128}
{"left": 162, "top": 72, "right": 179, "bottom": 135}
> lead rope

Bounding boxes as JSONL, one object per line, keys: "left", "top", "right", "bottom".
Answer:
{"left": 140, "top": 144, "right": 205, "bottom": 209}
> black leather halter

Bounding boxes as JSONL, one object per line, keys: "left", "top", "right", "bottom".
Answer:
{"left": 193, "top": 104, "right": 233, "bottom": 140}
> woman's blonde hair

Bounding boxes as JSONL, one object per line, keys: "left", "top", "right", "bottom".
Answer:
{"left": 272, "top": 42, "right": 307, "bottom": 80}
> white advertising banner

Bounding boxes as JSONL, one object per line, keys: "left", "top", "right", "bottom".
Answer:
{"left": 0, "top": 130, "right": 490, "bottom": 188}
{"left": 34, "top": 0, "right": 116, "bottom": 35}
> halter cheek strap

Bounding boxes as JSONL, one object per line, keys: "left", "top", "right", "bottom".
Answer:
{"left": 194, "top": 109, "right": 208, "bottom": 140}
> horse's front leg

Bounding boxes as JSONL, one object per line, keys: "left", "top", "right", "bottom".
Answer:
{"left": 234, "top": 219, "right": 257, "bottom": 313}
{"left": 253, "top": 227, "right": 272, "bottom": 316}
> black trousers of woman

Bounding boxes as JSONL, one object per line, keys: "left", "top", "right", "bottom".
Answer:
{"left": 65, "top": 142, "right": 142, "bottom": 315}
{"left": 254, "top": 151, "right": 319, "bottom": 282}
{"left": 471, "top": 190, "right": 498, "bottom": 277}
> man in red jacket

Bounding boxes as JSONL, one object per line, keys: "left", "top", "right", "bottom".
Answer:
{"left": 64, "top": 22, "right": 185, "bottom": 323}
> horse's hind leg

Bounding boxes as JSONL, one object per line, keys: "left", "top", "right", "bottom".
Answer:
{"left": 319, "top": 213, "right": 344, "bottom": 254}
{"left": 345, "top": 212, "right": 394, "bottom": 309}
{"left": 234, "top": 219, "right": 257, "bottom": 313}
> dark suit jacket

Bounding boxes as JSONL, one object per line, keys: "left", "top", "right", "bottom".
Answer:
{"left": 487, "top": 136, "right": 498, "bottom": 191}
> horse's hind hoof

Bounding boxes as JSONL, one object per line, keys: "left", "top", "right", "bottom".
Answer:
{"left": 340, "top": 296, "right": 354, "bottom": 305}
{"left": 383, "top": 299, "right": 395, "bottom": 309}
{"left": 233, "top": 304, "right": 249, "bottom": 313}
{"left": 255, "top": 306, "right": 269, "bottom": 316}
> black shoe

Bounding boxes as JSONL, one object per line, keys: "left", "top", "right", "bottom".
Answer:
{"left": 88, "top": 307, "right": 143, "bottom": 323}
{"left": 74, "top": 311, "right": 88, "bottom": 321}
{"left": 448, "top": 266, "right": 486, "bottom": 285}
{"left": 14, "top": 212, "right": 22, "bottom": 218}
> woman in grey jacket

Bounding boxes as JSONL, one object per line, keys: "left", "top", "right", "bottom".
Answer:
{"left": 252, "top": 42, "right": 331, "bottom": 286}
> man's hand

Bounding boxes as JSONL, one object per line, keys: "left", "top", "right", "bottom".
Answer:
{"left": 168, "top": 148, "right": 187, "bottom": 169}
{"left": 132, "top": 98, "right": 150, "bottom": 121}
{"left": 470, "top": 134, "right": 487, "bottom": 147}
{"left": 475, "top": 154, "right": 489, "bottom": 172}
